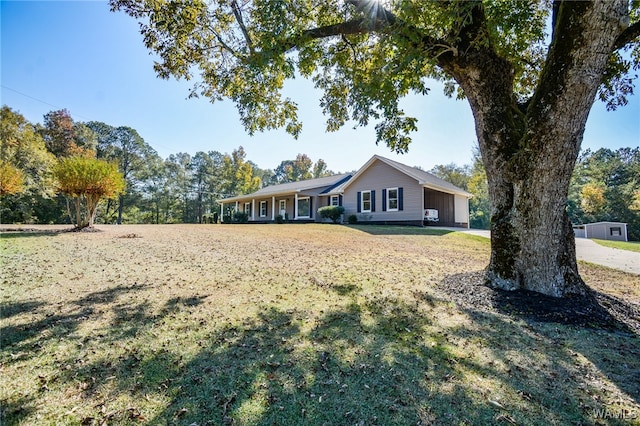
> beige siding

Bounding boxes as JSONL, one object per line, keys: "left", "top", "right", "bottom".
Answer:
{"left": 253, "top": 197, "right": 273, "bottom": 220}
{"left": 342, "top": 160, "right": 423, "bottom": 222}
{"left": 454, "top": 195, "right": 469, "bottom": 225}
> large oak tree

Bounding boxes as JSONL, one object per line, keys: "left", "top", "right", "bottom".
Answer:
{"left": 112, "top": 0, "right": 640, "bottom": 297}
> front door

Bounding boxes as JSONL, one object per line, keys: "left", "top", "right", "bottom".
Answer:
{"left": 279, "top": 200, "right": 287, "bottom": 218}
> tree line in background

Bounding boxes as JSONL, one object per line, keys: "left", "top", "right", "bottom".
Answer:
{"left": 1, "top": 105, "right": 638, "bottom": 239}
{"left": 0, "top": 106, "right": 334, "bottom": 225}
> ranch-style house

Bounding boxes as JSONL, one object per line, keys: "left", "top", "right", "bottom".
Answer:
{"left": 219, "top": 155, "right": 473, "bottom": 227}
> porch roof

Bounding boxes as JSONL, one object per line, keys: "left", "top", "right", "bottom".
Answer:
{"left": 220, "top": 174, "right": 352, "bottom": 203}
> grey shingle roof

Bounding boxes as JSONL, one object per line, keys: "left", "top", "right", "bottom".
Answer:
{"left": 329, "top": 155, "right": 472, "bottom": 197}
{"left": 220, "top": 155, "right": 471, "bottom": 203}
{"left": 220, "top": 174, "right": 351, "bottom": 202}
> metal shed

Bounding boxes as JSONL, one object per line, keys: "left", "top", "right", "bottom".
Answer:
{"left": 573, "top": 222, "right": 628, "bottom": 242}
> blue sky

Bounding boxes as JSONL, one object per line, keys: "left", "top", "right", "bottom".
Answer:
{"left": 2, "top": 1, "right": 639, "bottom": 172}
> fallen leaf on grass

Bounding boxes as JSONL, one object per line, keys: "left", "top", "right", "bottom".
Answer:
{"left": 488, "top": 399, "right": 505, "bottom": 409}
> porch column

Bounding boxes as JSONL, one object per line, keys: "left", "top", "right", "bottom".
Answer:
{"left": 271, "top": 196, "right": 275, "bottom": 220}
{"left": 294, "top": 193, "right": 298, "bottom": 219}
{"left": 235, "top": 201, "right": 239, "bottom": 212}
{"left": 252, "top": 199, "right": 255, "bottom": 221}
{"left": 421, "top": 186, "right": 425, "bottom": 226}
{"left": 220, "top": 203, "right": 223, "bottom": 222}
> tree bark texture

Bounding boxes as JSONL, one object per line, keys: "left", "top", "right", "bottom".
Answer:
{"left": 441, "top": 1, "right": 628, "bottom": 296}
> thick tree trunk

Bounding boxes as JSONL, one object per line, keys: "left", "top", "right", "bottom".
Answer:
{"left": 117, "top": 194, "right": 124, "bottom": 224}
{"left": 441, "top": 0, "right": 627, "bottom": 297}
{"left": 485, "top": 147, "right": 585, "bottom": 297}
{"left": 74, "top": 198, "right": 83, "bottom": 229}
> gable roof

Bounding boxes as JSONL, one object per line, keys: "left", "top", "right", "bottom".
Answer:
{"left": 330, "top": 155, "right": 473, "bottom": 197}
{"left": 220, "top": 173, "right": 352, "bottom": 202}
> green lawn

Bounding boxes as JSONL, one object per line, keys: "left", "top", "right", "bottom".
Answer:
{"left": 593, "top": 238, "right": 640, "bottom": 253}
{"left": 1, "top": 224, "right": 639, "bottom": 425}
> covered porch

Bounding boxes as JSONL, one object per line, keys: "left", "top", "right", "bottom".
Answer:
{"left": 219, "top": 192, "right": 321, "bottom": 223}
{"left": 218, "top": 174, "right": 352, "bottom": 223}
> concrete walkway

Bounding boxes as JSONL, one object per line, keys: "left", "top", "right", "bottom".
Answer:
{"left": 434, "top": 227, "right": 640, "bottom": 275}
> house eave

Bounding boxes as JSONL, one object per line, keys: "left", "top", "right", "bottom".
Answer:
{"left": 419, "top": 182, "right": 473, "bottom": 198}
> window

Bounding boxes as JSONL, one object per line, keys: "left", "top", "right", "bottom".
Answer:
{"left": 387, "top": 188, "right": 398, "bottom": 211}
{"left": 361, "top": 191, "right": 371, "bottom": 212}
{"left": 610, "top": 227, "right": 622, "bottom": 237}
{"left": 297, "top": 197, "right": 310, "bottom": 218}
{"left": 330, "top": 195, "right": 339, "bottom": 206}
{"left": 260, "top": 201, "right": 267, "bottom": 217}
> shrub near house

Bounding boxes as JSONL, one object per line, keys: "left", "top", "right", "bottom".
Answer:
{"left": 318, "top": 205, "right": 345, "bottom": 223}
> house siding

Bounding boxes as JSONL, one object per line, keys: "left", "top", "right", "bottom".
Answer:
{"left": 454, "top": 194, "right": 469, "bottom": 227}
{"left": 220, "top": 156, "right": 471, "bottom": 227}
{"left": 343, "top": 161, "right": 423, "bottom": 223}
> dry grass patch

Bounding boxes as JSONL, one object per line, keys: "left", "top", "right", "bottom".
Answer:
{"left": 1, "top": 224, "right": 639, "bottom": 425}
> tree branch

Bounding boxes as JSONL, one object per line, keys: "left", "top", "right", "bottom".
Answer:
{"left": 231, "top": 0, "right": 254, "bottom": 54}
{"left": 302, "top": 18, "right": 377, "bottom": 40}
{"left": 292, "top": 13, "right": 450, "bottom": 61}
{"left": 209, "top": 25, "right": 238, "bottom": 55}
{"left": 614, "top": 20, "right": 640, "bottom": 50}
{"left": 551, "top": 0, "right": 561, "bottom": 45}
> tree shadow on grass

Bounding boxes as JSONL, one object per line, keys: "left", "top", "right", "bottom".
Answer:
{"left": 8, "top": 276, "right": 639, "bottom": 425}
{"left": 54, "top": 291, "right": 637, "bottom": 425}
{"left": 75, "top": 283, "right": 149, "bottom": 307}
{"left": 0, "top": 394, "right": 36, "bottom": 426}
{"left": 94, "top": 301, "right": 504, "bottom": 425}
{"left": 0, "top": 300, "right": 46, "bottom": 320}
{"left": 2, "top": 286, "right": 211, "bottom": 424}
{"left": 440, "top": 271, "right": 640, "bottom": 408}
{"left": 1, "top": 284, "right": 150, "bottom": 364}
{"left": 346, "top": 224, "right": 453, "bottom": 236}
{"left": 0, "top": 228, "right": 69, "bottom": 239}
{"left": 0, "top": 307, "right": 92, "bottom": 355}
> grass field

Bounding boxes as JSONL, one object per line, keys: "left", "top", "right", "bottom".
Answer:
{"left": 1, "top": 224, "right": 639, "bottom": 425}
{"left": 593, "top": 239, "right": 640, "bottom": 253}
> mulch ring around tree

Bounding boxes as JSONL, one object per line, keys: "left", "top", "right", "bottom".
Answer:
{"left": 439, "top": 271, "right": 640, "bottom": 334}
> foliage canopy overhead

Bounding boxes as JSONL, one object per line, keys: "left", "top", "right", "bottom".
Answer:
{"left": 111, "top": 0, "right": 640, "bottom": 153}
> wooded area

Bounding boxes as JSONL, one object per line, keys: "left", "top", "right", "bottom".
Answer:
{"left": 2, "top": 105, "right": 637, "bottom": 239}
{"left": 0, "top": 106, "right": 334, "bottom": 225}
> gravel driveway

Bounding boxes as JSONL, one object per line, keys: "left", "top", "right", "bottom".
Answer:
{"left": 438, "top": 227, "right": 640, "bottom": 275}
